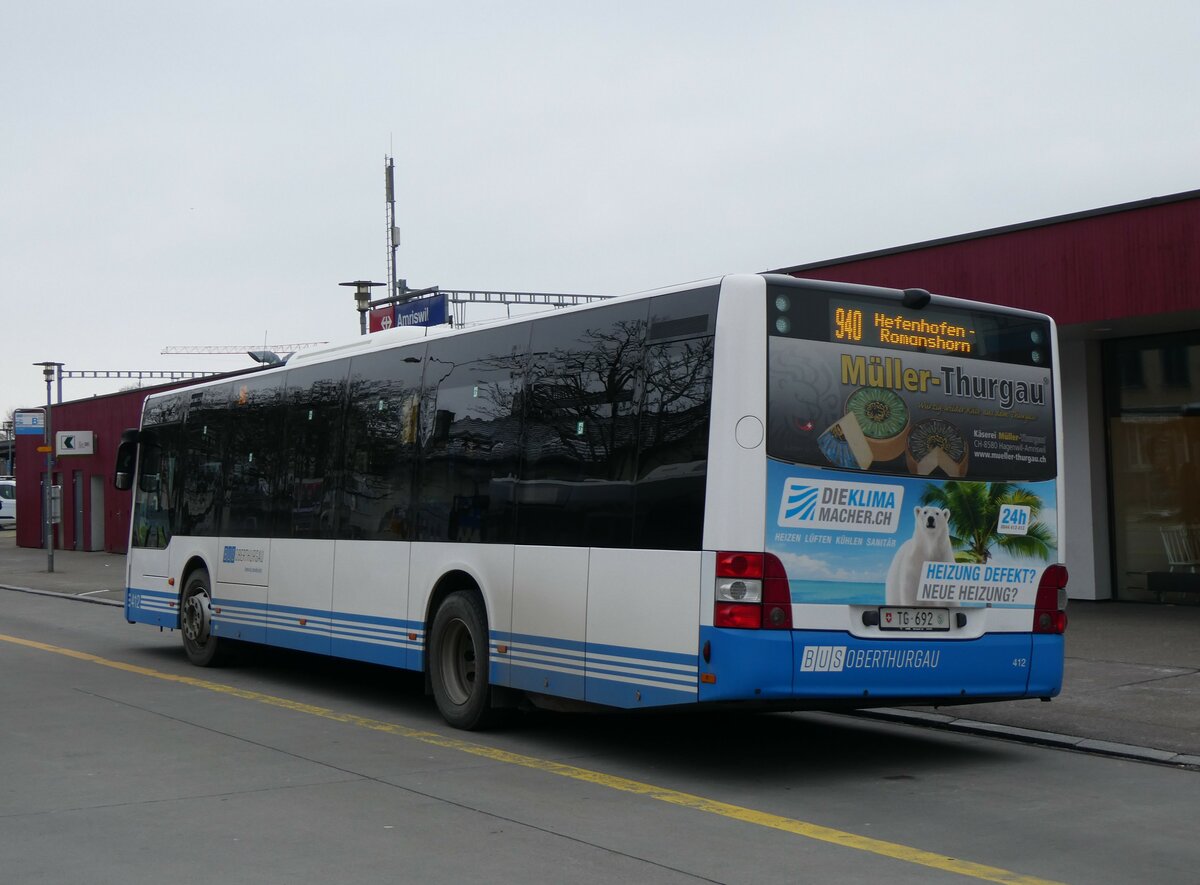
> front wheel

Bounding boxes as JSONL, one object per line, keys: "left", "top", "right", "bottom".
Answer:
{"left": 429, "top": 591, "right": 496, "bottom": 730}
{"left": 180, "top": 569, "right": 229, "bottom": 667}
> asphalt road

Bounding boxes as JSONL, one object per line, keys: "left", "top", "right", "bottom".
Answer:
{"left": 2, "top": 590, "right": 1196, "bottom": 885}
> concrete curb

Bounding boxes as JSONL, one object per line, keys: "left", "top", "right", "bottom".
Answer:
{"left": 854, "top": 708, "right": 1200, "bottom": 771}
{"left": 1, "top": 584, "right": 123, "bottom": 607}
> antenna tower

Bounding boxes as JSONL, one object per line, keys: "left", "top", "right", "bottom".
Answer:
{"left": 385, "top": 156, "right": 399, "bottom": 302}
{"left": 368, "top": 155, "right": 613, "bottom": 330}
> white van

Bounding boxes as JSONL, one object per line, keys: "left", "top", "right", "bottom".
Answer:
{"left": 0, "top": 479, "right": 16, "bottom": 529}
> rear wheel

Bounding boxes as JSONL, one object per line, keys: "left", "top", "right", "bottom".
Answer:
{"left": 180, "top": 569, "right": 228, "bottom": 667}
{"left": 429, "top": 591, "right": 495, "bottom": 730}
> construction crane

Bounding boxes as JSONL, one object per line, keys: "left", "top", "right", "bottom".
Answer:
{"left": 163, "top": 342, "right": 328, "bottom": 366}
{"left": 40, "top": 346, "right": 327, "bottom": 403}
{"left": 37, "top": 368, "right": 222, "bottom": 404}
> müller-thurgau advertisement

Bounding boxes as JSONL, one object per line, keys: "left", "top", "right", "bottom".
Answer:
{"left": 765, "top": 335, "right": 1058, "bottom": 608}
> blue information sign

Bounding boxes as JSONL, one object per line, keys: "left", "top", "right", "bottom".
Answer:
{"left": 15, "top": 410, "right": 45, "bottom": 435}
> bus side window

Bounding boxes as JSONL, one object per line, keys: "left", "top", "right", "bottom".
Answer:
{"left": 633, "top": 336, "right": 714, "bottom": 550}
{"left": 180, "top": 385, "right": 231, "bottom": 537}
{"left": 518, "top": 300, "right": 649, "bottom": 548}
{"left": 283, "top": 360, "right": 350, "bottom": 540}
{"left": 139, "top": 443, "right": 162, "bottom": 493}
{"left": 415, "top": 326, "right": 529, "bottom": 543}
{"left": 341, "top": 349, "right": 423, "bottom": 541}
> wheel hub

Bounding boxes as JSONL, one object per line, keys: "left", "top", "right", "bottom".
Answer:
{"left": 439, "top": 618, "right": 477, "bottom": 706}
{"left": 182, "top": 592, "right": 211, "bottom": 644}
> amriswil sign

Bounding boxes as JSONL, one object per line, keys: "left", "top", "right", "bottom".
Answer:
{"left": 396, "top": 293, "right": 448, "bottom": 327}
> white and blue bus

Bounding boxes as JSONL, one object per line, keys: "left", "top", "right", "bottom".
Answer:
{"left": 116, "top": 274, "right": 1067, "bottom": 729}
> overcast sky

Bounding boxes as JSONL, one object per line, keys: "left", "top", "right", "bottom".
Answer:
{"left": 3, "top": 1, "right": 1198, "bottom": 429}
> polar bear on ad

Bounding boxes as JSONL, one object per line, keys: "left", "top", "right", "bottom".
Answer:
{"left": 885, "top": 506, "right": 956, "bottom": 607}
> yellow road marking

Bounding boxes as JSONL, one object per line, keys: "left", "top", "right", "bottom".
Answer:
{"left": 0, "top": 633, "right": 1065, "bottom": 885}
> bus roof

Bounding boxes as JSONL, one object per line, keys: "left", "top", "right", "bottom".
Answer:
{"left": 141, "top": 272, "right": 1053, "bottom": 405}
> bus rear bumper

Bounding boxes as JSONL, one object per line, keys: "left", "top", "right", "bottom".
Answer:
{"left": 1027, "top": 633, "right": 1064, "bottom": 698}
{"left": 698, "top": 627, "right": 1061, "bottom": 704}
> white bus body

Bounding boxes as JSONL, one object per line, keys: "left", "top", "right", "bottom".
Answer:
{"left": 120, "top": 274, "right": 1067, "bottom": 728}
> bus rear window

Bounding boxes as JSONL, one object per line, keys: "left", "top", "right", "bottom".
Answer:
{"left": 765, "top": 283, "right": 1056, "bottom": 482}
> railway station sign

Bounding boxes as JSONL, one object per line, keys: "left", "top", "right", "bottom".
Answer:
{"left": 368, "top": 305, "right": 395, "bottom": 332}
{"left": 370, "top": 294, "right": 450, "bottom": 332}
{"left": 396, "top": 293, "right": 448, "bottom": 327}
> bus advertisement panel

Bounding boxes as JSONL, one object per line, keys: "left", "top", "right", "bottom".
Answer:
{"left": 766, "top": 291, "right": 1058, "bottom": 611}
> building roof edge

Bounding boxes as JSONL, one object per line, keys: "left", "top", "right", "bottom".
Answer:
{"left": 771, "top": 188, "right": 1200, "bottom": 274}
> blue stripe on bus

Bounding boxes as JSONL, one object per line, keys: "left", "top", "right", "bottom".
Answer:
{"left": 504, "top": 660, "right": 587, "bottom": 700}
{"left": 585, "top": 677, "right": 697, "bottom": 709}
{"left": 585, "top": 640, "right": 696, "bottom": 667}
{"left": 331, "top": 636, "right": 413, "bottom": 669}
{"left": 166, "top": 595, "right": 425, "bottom": 663}
{"left": 495, "top": 631, "right": 584, "bottom": 651}
{"left": 126, "top": 587, "right": 699, "bottom": 708}
{"left": 493, "top": 631, "right": 699, "bottom": 707}
{"left": 264, "top": 624, "right": 330, "bottom": 655}
{"left": 125, "top": 587, "right": 179, "bottom": 629}
{"left": 209, "top": 604, "right": 268, "bottom": 644}
{"left": 495, "top": 632, "right": 697, "bottom": 668}
{"left": 505, "top": 646, "right": 585, "bottom": 670}
{"left": 584, "top": 661, "right": 697, "bottom": 688}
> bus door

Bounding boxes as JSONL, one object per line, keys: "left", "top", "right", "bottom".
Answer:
{"left": 124, "top": 423, "right": 182, "bottom": 628}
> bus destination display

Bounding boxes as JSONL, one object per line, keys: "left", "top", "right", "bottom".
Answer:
{"left": 832, "top": 300, "right": 977, "bottom": 356}
{"left": 768, "top": 285, "right": 1057, "bottom": 483}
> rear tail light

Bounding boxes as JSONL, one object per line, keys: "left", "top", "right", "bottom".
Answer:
{"left": 1033, "top": 564, "right": 1068, "bottom": 634}
{"left": 714, "top": 601, "right": 763, "bottom": 629}
{"left": 715, "top": 552, "right": 792, "bottom": 630}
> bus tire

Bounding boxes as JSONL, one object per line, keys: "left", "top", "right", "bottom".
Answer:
{"left": 429, "top": 590, "right": 495, "bottom": 730}
{"left": 180, "top": 569, "right": 228, "bottom": 667}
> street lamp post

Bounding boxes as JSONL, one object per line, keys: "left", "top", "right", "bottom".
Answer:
{"left": 2, "top": 421, "right": 12, "bottom": 476}
{"left": 34, "top": 361, "right": 62, "bottom": 573}
{"left": 339, "top": 280, "right": 385, "bottom": 336}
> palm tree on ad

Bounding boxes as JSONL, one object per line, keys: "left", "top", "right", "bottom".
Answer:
{"left": 920, "top": 481, "right": 1055, "bottom": 564}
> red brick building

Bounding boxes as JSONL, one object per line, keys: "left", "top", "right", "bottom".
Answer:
{"left": 12, "top": 374, "right": 256, "bottom": 553}
{"left": 774, "top": 189, "right": 1200, "bottom": 603}
{"left": 14, "top": 387, "right": 169, "bottom": 552}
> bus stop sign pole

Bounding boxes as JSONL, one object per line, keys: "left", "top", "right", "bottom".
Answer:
{"left": 35, "top": 362, "right": 61, "bottom": 573}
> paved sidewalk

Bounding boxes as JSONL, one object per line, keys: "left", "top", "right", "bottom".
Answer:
{"left": 881, "top": 600, "right": 1200, "bottom": 768}
{"left": 2, "top": 532, "right": 1198, "bottom": 767}
{"left": 0, "top": 532, "right": 126, "bottom": 604}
